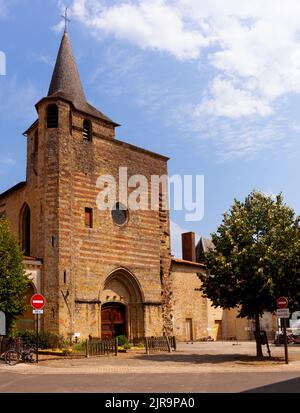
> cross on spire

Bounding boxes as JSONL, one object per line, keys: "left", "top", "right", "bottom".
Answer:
{"left": 62, "top": 7, "right": 71, "bottom": 33}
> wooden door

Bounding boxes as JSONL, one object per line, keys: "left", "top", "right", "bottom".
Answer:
{"left": 185, "top": 318, "right": 193, "bottom": 341}
{"left": 101, "top": 304, "right": 126, "bottom": 338}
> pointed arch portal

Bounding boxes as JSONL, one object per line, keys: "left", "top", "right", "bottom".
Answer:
{"left": 100, "top": 268, "right": 144, "bottom": 339}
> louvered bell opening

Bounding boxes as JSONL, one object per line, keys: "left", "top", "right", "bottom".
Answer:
{"left": 83, "top": 119, "right": 92, "bottom": 140}
{"left": 47, "top": 105, "right": 58, "bottom": 128}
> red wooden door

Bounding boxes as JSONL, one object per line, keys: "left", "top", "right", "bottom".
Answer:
{"left": 101, "top": 304, "right": 126, "bottom": 338}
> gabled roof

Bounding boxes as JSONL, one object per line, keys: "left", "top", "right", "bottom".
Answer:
{"left": 0, "top": 181, "right": 26, "bottom": 200}
{"left": 201, "top": 237, "right": 215, "bottom": 254}
{"left": 196, "top": 237, "right": 215, "bottom": 262}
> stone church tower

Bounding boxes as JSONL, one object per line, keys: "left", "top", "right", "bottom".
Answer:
{"left": 0, "top": 31, "right": 173, "bottom": 339}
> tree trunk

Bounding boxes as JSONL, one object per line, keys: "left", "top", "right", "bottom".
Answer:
{"left": 255, "top": 314, "right": 263, "bottom": 359}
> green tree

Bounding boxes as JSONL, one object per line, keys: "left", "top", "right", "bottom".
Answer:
{"left": 199, "top": 190, "right": 300, "bottom": 358}
{"left": 0, "top": 217, "right": 29, "bottom": 334}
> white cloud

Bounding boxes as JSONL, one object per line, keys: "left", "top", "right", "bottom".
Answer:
{"left": 71, "top": 0, "right": 208, "bottom": 60}
{"left": 69, "top": 0, "right": 300, "bottom": 158}
{"left": 195, "top": 78, "right": 272, "bottom": 119}
{"left": 1, "top": 157, "right": 16, "bottom": 166}
{"left": 35, "top": 54, "right": 55, "bottom": 66}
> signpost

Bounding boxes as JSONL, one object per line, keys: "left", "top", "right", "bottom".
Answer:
{"left": 276, "top": 309, "right": 289, "bottom": 318}
{"left": 277, "top": 297, "right": 289, "bottom": 309}
{"left": 31, "top": 294, "right": 45, "bottom": 364}
{"left": 276, "top": 297, "right": 289, "bottom": 364}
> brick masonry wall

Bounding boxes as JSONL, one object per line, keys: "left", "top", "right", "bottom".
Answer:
{"left": 0, "top": 98, "right": 172, "bottom": 339}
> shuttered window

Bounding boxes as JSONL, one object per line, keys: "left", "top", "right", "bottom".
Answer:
{"left": 83, "top": 119, "right": 92, "bottom": 140}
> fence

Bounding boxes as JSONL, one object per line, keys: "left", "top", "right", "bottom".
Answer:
{"left": 0, "top": 337, "right": 23, "bottom": 354}
{"left": 132, "top": 336, "right": 176, "bottom": 354}
{"left": 86, "top": 337, "right": 118, "bottom": 357}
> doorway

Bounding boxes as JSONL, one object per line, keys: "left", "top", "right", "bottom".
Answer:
{"left": 214, "top": 320, "right": 223, "bottom": 341}
{"left": 101, "top": 303, "right": 126, "bottom": 338}
{"left": 185, "top": 318, "right": 193, "bottom": 342}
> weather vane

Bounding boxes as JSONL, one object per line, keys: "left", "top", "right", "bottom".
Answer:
{"left": 62, "top": 7, "right": 71, "bottom": 33}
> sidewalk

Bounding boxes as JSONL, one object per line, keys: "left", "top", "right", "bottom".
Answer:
{"left": 1, "top": 341, "right": 300, "bottom": 376}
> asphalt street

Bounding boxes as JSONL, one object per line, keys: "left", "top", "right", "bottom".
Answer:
{"left": 1, "top": 371, "right": 300, "bottom": 393}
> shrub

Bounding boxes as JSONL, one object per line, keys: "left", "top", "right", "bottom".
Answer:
{"left": 17, "top": 330, "right": 65, "bottom": 349}
{"left": 116, "top": 335, "right": 128, "bottom": 346}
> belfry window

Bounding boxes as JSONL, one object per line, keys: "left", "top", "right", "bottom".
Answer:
{"left": 20, "top": 203, "right": 31, "bottom": 256}
{"left": 83, "top": 119, "right": 92, "bottom": 140}
{"left": 47, "top": 105, "right": 58, "bottom": 128}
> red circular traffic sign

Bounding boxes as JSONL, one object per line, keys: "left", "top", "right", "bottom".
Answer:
{"left": 30, "top": 294, "right": 45, "bottom": 310}
{"left": 277, "top": 296, "right": 288, "bottom": 309}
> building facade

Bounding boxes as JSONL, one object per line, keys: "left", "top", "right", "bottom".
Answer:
{"left": 1, "top": 30, "right": 224, "bottom": 341}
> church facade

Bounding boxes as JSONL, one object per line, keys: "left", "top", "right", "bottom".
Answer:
{"left": 0, "top": 31, "right": 227, "bottom": 341}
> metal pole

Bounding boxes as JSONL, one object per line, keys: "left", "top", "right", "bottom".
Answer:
{"left": 36, "top": 314, "right": 39, "bottom": 364}
{"left": 85, "top": 339, "right": 89, "bottom": 358}
{"left": 115, "top": 337, "right": 118, "bottom": 356}
{"left": 283, "top": 318, "right": 289, "bottom": 364}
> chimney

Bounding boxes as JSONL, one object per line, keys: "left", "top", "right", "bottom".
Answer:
{"left": 181, "top": 232, "right": 196, "bottom": 262}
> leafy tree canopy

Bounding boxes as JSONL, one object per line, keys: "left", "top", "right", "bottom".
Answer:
{"left": 200, "top": 190, "right": 300, "bottom": 319}
{"left": 0, "top": 217, "right": 29, "bottom": 331}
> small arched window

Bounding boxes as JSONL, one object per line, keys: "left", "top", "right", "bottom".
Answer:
{"left": 47, "top": 104, "right": 58, "bottom": 128}
{"left": 20, "top": 203, "right": 31, "bottom": 256}
{"left": 83, "top": 119, "right": 92, "bottom": 140}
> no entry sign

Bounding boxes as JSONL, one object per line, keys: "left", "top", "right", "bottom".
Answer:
{"left": 30, "top": 294, "right": 45, "bottom": 310}
{"left": 277, "top": 296, "right": 288, "bottom": 309}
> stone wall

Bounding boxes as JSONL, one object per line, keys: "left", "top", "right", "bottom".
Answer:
{"left": 1, "top": 97, "right": 172, "bottom": 339}
{"left": 171, "top": 261, "right": 209, "bottom": 341}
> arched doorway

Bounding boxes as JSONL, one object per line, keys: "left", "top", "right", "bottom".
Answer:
{"left": 100, "top": 268, "right": 144, "bottom": 339}
{"left": 101, "top": 302, "right": 126, "bottom": 338}
{"left": 16, "top": 282, "right": 36, "bottom": 332}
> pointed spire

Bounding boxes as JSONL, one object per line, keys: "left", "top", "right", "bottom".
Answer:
{"left": 48, "top": 32, "right": 87, "bottom": 109}
{"left": 47, "top": 32, "right": 118, "bottom": 125}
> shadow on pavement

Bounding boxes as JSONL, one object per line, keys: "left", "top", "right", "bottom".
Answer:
{"left": 243, "top": 376, "right": 300, "bottom": 393}
{"left": 134, "top": 353, "right": 284, "bottom": 364}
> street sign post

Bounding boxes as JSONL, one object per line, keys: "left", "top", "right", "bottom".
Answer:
{"left": 31, "top": 294, "right": 45, "bottom": 364}
{"left": 277, "top": 297, "right": 288, "bottom": 309}
{"left": 276, "top": 309, "right": 290, "bottom": 318}
{"left": 32, "top": 309, "right": 44, "bottom": 315}
{"left": 276, "top": 297, "right": 289, "bottom": 364}
{"left": 30, "top": 294, "right": 45, "bottom": 310}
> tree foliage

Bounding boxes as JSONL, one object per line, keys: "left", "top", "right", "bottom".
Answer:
{"left": 0, "top": 217, "right": 29, "bottom": 332}
{"left": 199, "top": 191, "right": 300, "bottom": 356}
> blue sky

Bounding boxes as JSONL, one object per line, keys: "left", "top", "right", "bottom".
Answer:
{"left": 1, "top": 0, "right": 300, "bottom": 257}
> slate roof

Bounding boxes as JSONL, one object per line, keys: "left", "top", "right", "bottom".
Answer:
{"left": 47, "top": 32, "right": 119, "bottom": 126}
{"left": 196, "top": 237, "right": 215, "bottom": 262}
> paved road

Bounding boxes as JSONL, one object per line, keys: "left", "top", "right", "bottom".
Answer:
{"left": 1, "top": 371, "right": 300, "bottom": 393}
{"left": 2, "top": 342, "right": 300, "bottom": 393}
